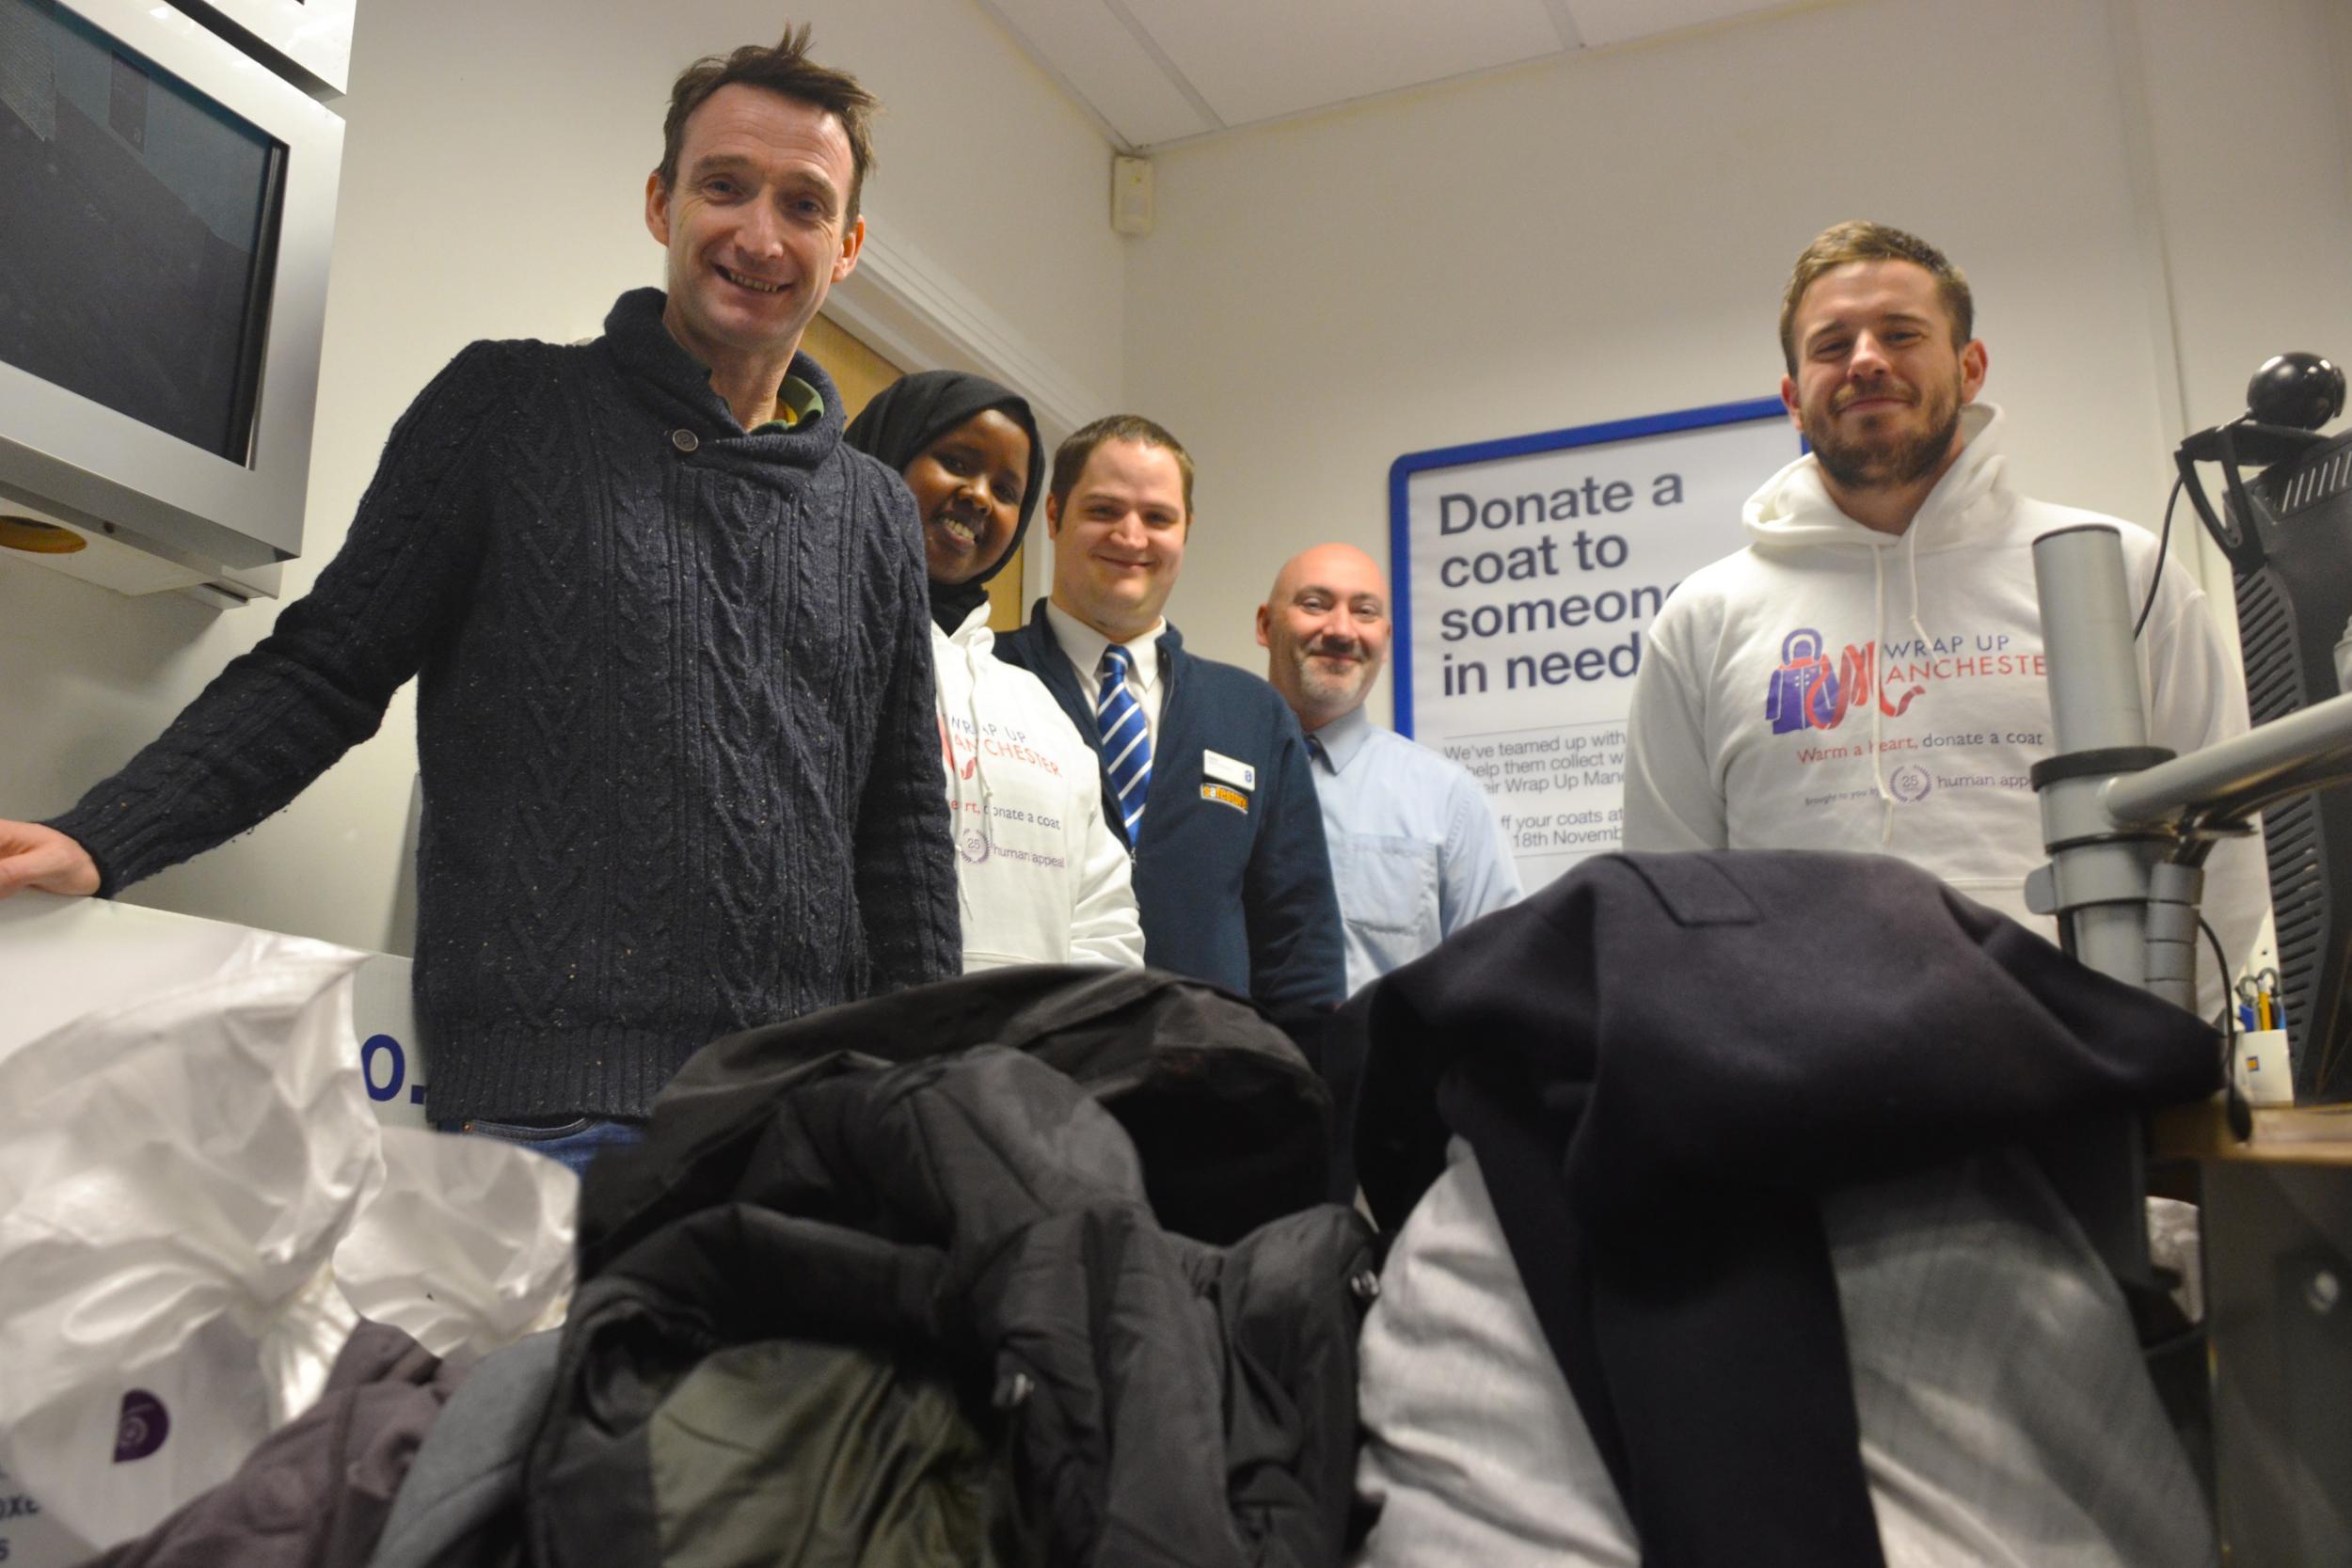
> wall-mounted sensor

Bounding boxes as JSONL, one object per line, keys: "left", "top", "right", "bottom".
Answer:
{"left": 1112, "top": 154, "right": 1154, "bottom": 237}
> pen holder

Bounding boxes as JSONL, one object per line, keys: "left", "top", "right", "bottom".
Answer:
{"left": 2233, "top": 1028, "right": 2295, "bottom": 1107}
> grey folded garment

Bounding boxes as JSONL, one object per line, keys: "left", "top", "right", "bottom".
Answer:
{"left": 84, "top": 1322, "right": 469, "bottom": 1568}
{"left": 366, "top": 1332, "right": 560, "bottom": 1568}
{"left": 1355, "top": 1144, "right": 2218, "bottom": 1568}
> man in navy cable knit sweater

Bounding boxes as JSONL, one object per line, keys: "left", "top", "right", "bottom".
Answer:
{"left": 995, "top": 416, "right": 1343, "bottom": 1033}
{"left": 0, "top": 29, "right": 959, "bottom": 1156}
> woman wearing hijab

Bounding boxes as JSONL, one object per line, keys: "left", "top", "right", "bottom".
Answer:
{"left": 847, "top": 371, "right": 1144, "bottom": 970}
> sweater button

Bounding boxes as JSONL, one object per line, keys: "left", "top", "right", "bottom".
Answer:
{"left": 670, "top": 428, "right": 699, "bottom": 454}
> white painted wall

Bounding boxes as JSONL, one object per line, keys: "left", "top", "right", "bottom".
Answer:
{"left": 2130, "top": 0, "right": 2352, "bottom": 433}
{"left": 0, "top": 0, "right": 1123, "bottom": 953}
{"left": 1122, "top": 0, "right": 2352, "bottom": 699}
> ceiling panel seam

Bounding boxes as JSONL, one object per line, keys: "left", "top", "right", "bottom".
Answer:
{"left": 961, "top": 0, "right": 1142, "bottom": 151}
{"left": 1099, "top": 0, "right": 1228, "bottom": 133}
{"left": 1133, "top": 45, "right": 1577, "bottom": 155}
{"left": 1541, "top": 0, "right": 1586, "bottom": 50}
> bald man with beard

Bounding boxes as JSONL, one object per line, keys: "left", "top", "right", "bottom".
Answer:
{"left": 1258, "top": 544, "right": 1520, "bottom": 994}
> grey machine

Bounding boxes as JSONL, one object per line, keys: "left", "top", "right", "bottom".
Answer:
{"left": 2026, "top": 352, "right": 2352, "bottom": 1567}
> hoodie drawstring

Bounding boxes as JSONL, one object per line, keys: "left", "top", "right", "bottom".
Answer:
{"left": 1869, "top": 546, "right": 1894, "bottom": 843}
{"left": 968, "top": 638, "right": 1000, "bottom": 931}
{"left": 941, "top": 613, "right": 1002, "bottom": 947}
{"left": 1886, "top": 522, "right": 1934, "bottom": 847}
{"left": 1867, "top": 528, "right": 1932, "bottom": 845}
{"left": 1904, "top": 519, "right": 1932, "bottom": 668}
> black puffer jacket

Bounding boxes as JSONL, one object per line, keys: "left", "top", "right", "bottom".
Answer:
{"left": 587, "top": 962, "right": 1339, "bottom": 1255}
{"left": 528, "top": 966, "right": 1375, "bottom": 1568}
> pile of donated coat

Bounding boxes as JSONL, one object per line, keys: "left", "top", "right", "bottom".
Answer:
{"left": 0, "top": 852, "right": 2230, "bottom": 1567}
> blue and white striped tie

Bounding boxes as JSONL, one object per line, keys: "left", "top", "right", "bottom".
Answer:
{"left": 1096, "top": 644, "right": 1152, "bottom": 840}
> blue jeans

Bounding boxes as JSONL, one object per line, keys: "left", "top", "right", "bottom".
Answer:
{"left": 443, "top": 1115, "right": 646, "bottom": 1179}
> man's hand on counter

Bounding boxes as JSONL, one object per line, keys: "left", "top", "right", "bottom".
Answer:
{"left": 0, "top": 821, "right": 100, "bottom": 899}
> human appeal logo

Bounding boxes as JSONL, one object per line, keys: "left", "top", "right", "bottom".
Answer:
{"left": 1765, "top": 628, "right": 1924, "bottom": 735}
{"left": 1888, "top": 764, "right": 1933, "bottom": 803}
{"left": 114, "top": 1390, "right": 168, "bottom": 1463}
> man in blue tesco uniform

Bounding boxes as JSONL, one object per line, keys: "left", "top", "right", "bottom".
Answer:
{"left": 994, "top": 416, "right": 1345, "bottom": 1032}
{"left": 1258, "top": 543, "right": 1519, "bottom": 995}
{"left": 1621, "top": 220, "right": 2266, "bottom": 1001}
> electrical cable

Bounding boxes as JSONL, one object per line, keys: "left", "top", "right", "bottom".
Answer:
{"left": 2132, "top": 476, "right": 2187, "bottom": 641}
{"left": 2200, "top": 913, "right": 2253, "bottom": 1143}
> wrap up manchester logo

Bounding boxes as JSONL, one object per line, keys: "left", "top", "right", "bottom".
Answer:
{"left": 1764, "top": 628, "right": 1926, "bottom": 735}
{"left": 938, "top": 713, "right": 977, "bottom": 781}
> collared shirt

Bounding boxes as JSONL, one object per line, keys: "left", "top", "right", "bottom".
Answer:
{"left": 755, "top": 374, "right": 825, "bottom": 432}
{"left": 1306, "top": 704, "right": 1521, "bottom": 995}
{"left": 1045, "top": 599, "right": 1168, "bottom": 746}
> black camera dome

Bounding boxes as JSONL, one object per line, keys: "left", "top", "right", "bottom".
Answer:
{"left": 2247, "top": 352, "right": 2346, "bottom": 431}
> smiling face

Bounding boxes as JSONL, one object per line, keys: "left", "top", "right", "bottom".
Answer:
{"left": 1046, "top": 438, "right": 1189, "bottom": 641}
{"left": 1257, "top": 544, "right": 1391, "bottom": 731}
{"left": 1781, "top": 259, "right": 1987, "bottom": 498}
{"left": 644, "top": 83, "right": 865, "bottom": 381}
{"left": 902, "top": 408, "right": 1032, "bottom": 585}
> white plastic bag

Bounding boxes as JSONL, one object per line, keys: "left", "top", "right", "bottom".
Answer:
{"left": 0, "top": 935, "right": 380, "bottom": 1562}
{"left": 334, "top": 1125, "right": 577, "bottom": 1362}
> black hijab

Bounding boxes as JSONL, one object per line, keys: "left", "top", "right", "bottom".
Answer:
{"left": 845, "top": 370, "right": 1045, "bottom": 634}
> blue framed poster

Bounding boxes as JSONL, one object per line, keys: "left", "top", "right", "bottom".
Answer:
{"left": 1390, "top": 397, "right": 1794, "bottom": 888}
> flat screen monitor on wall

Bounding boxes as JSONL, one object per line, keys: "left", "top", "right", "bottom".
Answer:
{"left": 0, "top": 0, "right": 342, "bottom": 581}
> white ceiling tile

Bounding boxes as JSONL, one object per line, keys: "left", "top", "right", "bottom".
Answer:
{"left": 981, "top": 0, "right": 1827, "bottom": 153}
{"left": 977, "top": 0, "right": 1218, "bottom": 147}
{"left": 1123, "top": 0, "right": 1565, "bottom": 131}
{"left": 1562, "top": 0, "right": 1793, "bottom": 50}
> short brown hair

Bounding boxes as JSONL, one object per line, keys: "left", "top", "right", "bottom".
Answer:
{"left": 1051, "top": 415, "right": 1196, "bottom": 520}
{"left": 1779, "top": 221, "right": 1973, "bottom": 373}
{"left": 658, "top": 24, "right": 878, "bottom": 225}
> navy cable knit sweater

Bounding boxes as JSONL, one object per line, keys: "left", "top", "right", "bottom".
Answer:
{"left": 49, "top": 289, "right": 961, "bottom": 1121}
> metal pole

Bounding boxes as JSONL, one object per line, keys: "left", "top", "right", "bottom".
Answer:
{"left": 2028, "top": 523, "right": 2168, "bottom": 1288}
{"left": 2104, "top": 690, "right": 2352, "bottom": 828}
{"left": 2029, "top": 524, "right": 2166, "bottom": 993}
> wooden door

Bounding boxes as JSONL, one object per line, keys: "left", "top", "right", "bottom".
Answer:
{"left": 803, "top": 312, "right": 903, "bottom": 420}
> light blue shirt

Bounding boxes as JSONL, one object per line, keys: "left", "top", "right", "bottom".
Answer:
{"left": 1305, "top": 705, "right": 1521, "bottom": 996}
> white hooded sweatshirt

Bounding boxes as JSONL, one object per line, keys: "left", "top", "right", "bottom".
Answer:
{"left": 1624, "top": 402, "right": 2267, "bottom": 989}
{"left": 932, "top": 603, "right": 1146, "bottom": 971}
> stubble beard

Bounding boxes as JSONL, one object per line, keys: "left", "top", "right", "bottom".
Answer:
{"left": 1293, "top": 642, "right": 1375, "bottom": 722}
{"left": 1809, "top": 377, "right": 1963, "bottom": 494}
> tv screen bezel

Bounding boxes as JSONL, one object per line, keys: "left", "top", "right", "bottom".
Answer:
{"left": 170, "top": 0, "right": 356, "bottom": 100}
{"left": 0, "top": 0, "right": 343, "bottom": 574}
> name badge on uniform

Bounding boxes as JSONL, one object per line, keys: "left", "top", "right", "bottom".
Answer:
{"left": 1202, "top": 750, "right": 1257, "bottom": 791}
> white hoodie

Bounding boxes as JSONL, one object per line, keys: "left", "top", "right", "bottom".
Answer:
{"left": 1624, "top": 403, "right": 2267, "bottom": 989}
{"left": 932, "top": 603, "right": 1145, "bottom": 971}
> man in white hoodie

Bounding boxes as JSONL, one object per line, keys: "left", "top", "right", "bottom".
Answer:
{"left": 1622, "top": 220, "right": 2265, "bottom": 986}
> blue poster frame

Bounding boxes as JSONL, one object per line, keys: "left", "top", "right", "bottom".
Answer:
{"left": 1387, "top": 395, "right": 1788, "bottom": 736}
